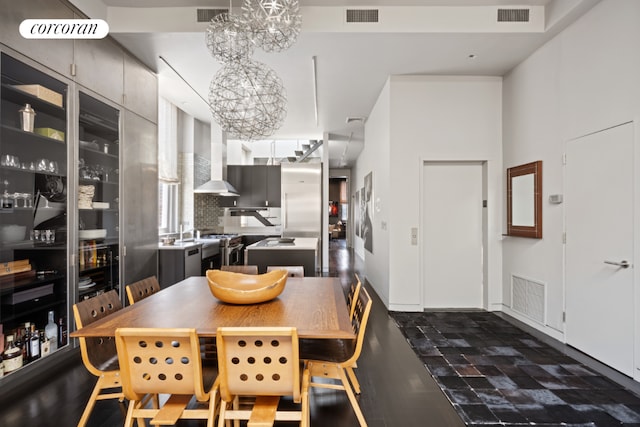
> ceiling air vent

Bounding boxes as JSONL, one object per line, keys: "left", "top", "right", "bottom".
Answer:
{"left": 497, "top": 8, "right": 530, "bottom": 22}
{"left": 197, "top": 8, "right": 228, "bottom": 23}
{"left": 346, "top": 9, "right": 379, "bottom": 23}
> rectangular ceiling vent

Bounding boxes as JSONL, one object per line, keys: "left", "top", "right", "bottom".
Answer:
{"left": 497, "top": 8, "right": 530, "bottom": 22}
{"left": 197, "top": 8, "right": 228, "bottom": 23}
{"left": 346, "top": 9, "right": 379, "bottom": 24}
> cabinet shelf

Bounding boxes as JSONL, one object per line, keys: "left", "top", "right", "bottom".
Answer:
{"left": 0, "top": 83, "right": 66, "bottom": 118}
{"left": 79, "top": 262, "right": 119, "bottom": 275}
{"left": 0, "top": 273, "right": 65, "bottom": 296}
{"left": 1, "top": 124, "right": 66, "bottom": 145}
{"left": 79, "top": 208, "right": 118, "bottom": 213}
{"left": 79, "top": 178, "right": 118, "bottom": 186}
{"left": 79, "top": 145, "right": 119, "bottom": 160}
{"left": 0, "top": 297, "right": 67, "bottom": 324}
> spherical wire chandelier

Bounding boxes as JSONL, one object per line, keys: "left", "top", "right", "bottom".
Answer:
{"left": 242, "top": 0, "right": 302, "bottom": 53}
{"left": 208, "top": 59, "right": 287, "bottom": 140}
{"left": 205, "top": 12, "right": 255, "bottom": 63}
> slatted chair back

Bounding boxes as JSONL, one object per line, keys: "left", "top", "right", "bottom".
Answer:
{"left": 220, "top": 265, "right": 258, "bottom": 274}
{"left": 347, "top": 286, "right": 372, "bottom": 366}
{"left": 73, "top": 290, "right": 122, "bottom": 376}
{"left": 266, "top": 265, "right": 305, "bottom": 277}
{"left": 217, "top": 327, "right": 300, "bottom": 402}
{"left": 347, "top": 274, "right": 362, "bottom": 320}
{"left": 125, "top": 275, "right": 160, "bottom": 305}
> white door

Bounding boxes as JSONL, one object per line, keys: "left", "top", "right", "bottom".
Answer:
{"left": 565, "top": 122, "right": 634, "bottom": 376}
{"left": 422, "top": 162, "right": 483, "bottom": 308}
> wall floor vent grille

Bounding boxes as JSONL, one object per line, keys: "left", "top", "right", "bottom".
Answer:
{"left": 497, "top": 8, "right": 530, "bottom": 22}
{"left": 197, "top": 8, "right": 228, "bottom": 22}
{"left": 346, "top": 9, "right": 379, "bottom": 23}
{"left": 511, "top": 274, "right": 545, "bottom": 324}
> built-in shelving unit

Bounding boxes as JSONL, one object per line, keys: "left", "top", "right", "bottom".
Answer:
{"left": 77, "top": 91, "right": 120, "bottom": 301}
{"left": 0, "top": 52, "right": 70, "bottom": 372}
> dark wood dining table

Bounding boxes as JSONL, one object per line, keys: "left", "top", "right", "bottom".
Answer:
{"left": 70, "top": 276, "right": 355, "bottom": 341}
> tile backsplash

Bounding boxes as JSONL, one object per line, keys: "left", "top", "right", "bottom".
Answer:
{"left": 193, "top": 153, "right": 224, "bottom": 232}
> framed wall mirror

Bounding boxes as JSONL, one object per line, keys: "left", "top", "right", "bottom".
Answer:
{"left": 507, "top": 160, "right": 542, "bottom": 238}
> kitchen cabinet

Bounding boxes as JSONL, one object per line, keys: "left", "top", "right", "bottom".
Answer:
{"left": 245, "top": 237, "right": 318, "bottom": 276}
{"left": 0, "top": 0, "right": 75, "bottom": 78}
{"left": 222, "top": 165, "right": 281, "bottom": 208}
{"left": 0, "top": 52, "right": 70, "bottom": 368}
{"left": 121, "top": 110, "right": 158, "bottom": 284}
{"left": 158, "top": 243, "right": 202, "bottom": 288}
{"left": 123, "top": 54, "right": 158, "bottom": 124}
{"left": 77, "top": 90, "right": 121, "bottom": 301}
{"left": 73, "top": 38, "right": 124, "bottom": 106}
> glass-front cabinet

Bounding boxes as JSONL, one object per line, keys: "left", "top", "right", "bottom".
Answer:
{"left": 77, "top": 92, "right": 120, "bottom": 301}
{"left": 0, "top": 53, "right": 123, "bottom": 380}
{"left": 0, "top": 53, "right": 69, "bottom": 372}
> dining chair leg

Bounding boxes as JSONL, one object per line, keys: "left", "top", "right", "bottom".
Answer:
{"left": 346, "top": 366, "right": 361, "bottom": 394}
{"left": 77, "top": 382, "right": 101, "bottom": 427}
{"left": 124, "top": 400, "right": 136, "bottom": 427}
{"left": 338, "top": 368, "right": 368, "bottom": 427}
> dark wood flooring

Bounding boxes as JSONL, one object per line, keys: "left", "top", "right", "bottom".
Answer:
{"left": 0, "top": 238, "right": 464, "bottom": 426}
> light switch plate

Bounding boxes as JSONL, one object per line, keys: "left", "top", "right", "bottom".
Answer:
{"left": 411, "top": 227, "right": 418, "bottom": 245}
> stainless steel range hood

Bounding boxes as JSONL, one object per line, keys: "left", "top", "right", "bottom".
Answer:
{"left": 194, "top": 179, "right": 238, "bottom": 196}
{"left": 194, "top": 123, "right": 239, "bottom": 196}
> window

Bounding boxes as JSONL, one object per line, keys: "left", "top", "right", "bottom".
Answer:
{"left": 159, "top": 181, "right": 179, "bottom": 234}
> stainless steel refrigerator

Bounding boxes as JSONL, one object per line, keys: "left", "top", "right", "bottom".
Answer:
{"left": 280, "top": 162, "right": 322, "bottom": 241}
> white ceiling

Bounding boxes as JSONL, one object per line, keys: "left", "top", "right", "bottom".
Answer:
{"left": 69, "top": 0, "right": 599, "bottom": 167}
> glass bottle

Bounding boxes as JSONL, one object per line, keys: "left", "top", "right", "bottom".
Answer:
{"left": 40, "top": 330, "right": 50, "bottom": 357}
{"left": 3, "top": 334, "right": 23, "bottom": 374}
{"left": 29, "top": 324, "right": 40, "bottom": 361}
{"left": 45, "top": 311, "right": 58, "bottom": 352}
{"left": 22, "top": 322, "right": 31, "bottom": 362}
{"left": 58, "top": 317, "right": 67, "bottom": 348}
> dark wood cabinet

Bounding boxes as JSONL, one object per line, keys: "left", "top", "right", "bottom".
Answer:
{"left": 222, "top": 165, "right": 280, "bottom": 208}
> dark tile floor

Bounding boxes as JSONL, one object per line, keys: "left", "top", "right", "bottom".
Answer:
{"left": 391, "top": 310, "right": 640, "bottom": 426}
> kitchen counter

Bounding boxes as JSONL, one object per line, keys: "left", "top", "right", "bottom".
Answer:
{"left": 158, "top": 241, "right": 202, "bottom": 250}
{"left": 245, "top": 237, "right": 318, "bottom": 276}
{"left": 245, "top": 237, "right": 318, "bottom": 250}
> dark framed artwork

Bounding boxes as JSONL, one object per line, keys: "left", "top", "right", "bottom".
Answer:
{"left": 363, "top": 172, "right": 373, "bottom": 253}
{"left": 354, "top": 189, "right": 360, "bottom": 237}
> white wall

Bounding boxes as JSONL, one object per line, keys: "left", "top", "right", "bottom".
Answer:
{"left": 389, "top": 76, "right": 502, "bottom": 311}
{"left": 502, "top": 0, "right": 640, "bottom": 342}
{"left": 356, "top": 76, "right": 502, "bottom": 310}
{"left": 355, "top": 80, "right": 391, "bottom": 305}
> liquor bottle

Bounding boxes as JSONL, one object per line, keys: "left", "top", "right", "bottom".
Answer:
{"left": 45, "top": 311, "right": 58, "bottom": 352}
{"left": 15, "top": 324, "right": 27, "bottom": 362}
{"left": 22, "top": 322, "right": 31, "bottom": 363}
{"left": 58, "top": 317, "right": 67, "bottom": 348}
{"left": 29, "top": 324, "right": 40, "bottom": 361}
{"left": 40, "top": 331, "right": 50, "bottom": 357}
{"left": 3, "top": 334, "right": 23, "bottom": 374}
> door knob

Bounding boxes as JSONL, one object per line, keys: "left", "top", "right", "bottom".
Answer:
{"left": 604, "top": 260, "right": 630, "bottom": 268}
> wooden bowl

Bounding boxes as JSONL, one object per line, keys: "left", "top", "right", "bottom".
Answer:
{"left": 206, "top": 269, "right": 288, "bottom": 304}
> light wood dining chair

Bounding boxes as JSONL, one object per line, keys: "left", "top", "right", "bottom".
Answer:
{"left": 125, "top": 275, "right": 160, "bottom": 305}
{"left": 216, "top": 326, "right": 310, "bottom": 427}
{"left": 114, "top": 327, "right": 219, "bottom": 427}
{"left": 220, "top": 265, "right": 258, "bottom": 274}
{"left": 267, "top": 265, "right": 305, "bottom": 277}
{"left": 347, "top": 274, "right": 362, "bottom": 320}
{"left": 305, "top": 287, "right": 372, "bottom": 427}
{"left": 72, "top": 290, "right": 125, "bottom": 427}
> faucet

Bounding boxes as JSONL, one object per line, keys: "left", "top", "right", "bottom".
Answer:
{"left": 179, "top": 224, "right": 195, "bottom": 241}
